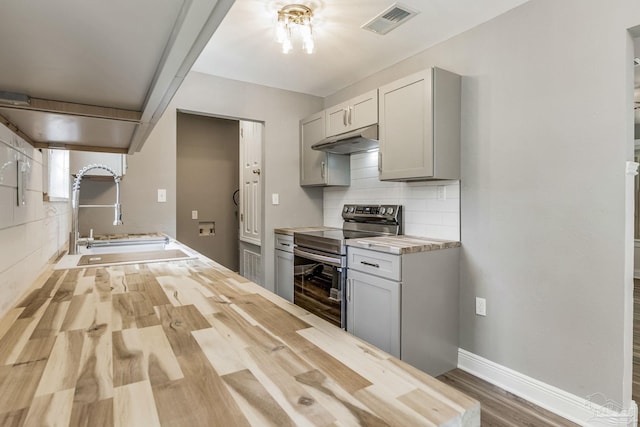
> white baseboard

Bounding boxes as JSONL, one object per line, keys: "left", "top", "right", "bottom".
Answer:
{"left": 458, "top": 349, "right": 638, "bottom": 426}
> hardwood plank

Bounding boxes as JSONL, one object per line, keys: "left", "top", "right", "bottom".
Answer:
{"left": 30, "top": 301, "right": 70, "bottom": 339}
{"left": 69, "top": 397, "right": 113, "bottom": 427}
{"left": 231, "top": 293, "right": 312, "bottom": 337}
{"left": 17, "top": 270, "right": 63, "bottom": 318}
{"left": 438, "top": 369, "right": 578, "bottom": 427}
{"left": 111, "top": 294, "right": 135, "bottom": 331}
{"left": 0, "top": 309, "right": 25, "bottom": 342}
{"left": 246, "top": 345, "right": 336, "bottom": 426}
{"left": 0, "top": 408, "right": 27, "bottom": 427}
{"left": 112, "top": 330, "right": 145, "bottom": 387}
{"left": 354, "top": 386, "right": 432, "bottom": 427}
{"left": 280, "top": 332, "right": 373, "bottom": 394}
{"left": 138, "top": 325, "right": 184, "bottom": 387}
{"left": 191, "top": 327, "right": 247, "bottom": 376}
{"left": 113, "top": 381, "right": 161, "bottom": 427}
{"left": 35, "top": 330, "right": 85, "bottom": 396}
{"left": 222, "top": 369, "right": 296, "bottom": 427}
{"left": 94, "top": 268, "right": 113, "bottom": 302}
{"left": 295, "top": 369, "right": 389, "bottom": 426}
{"left": 398, "top": 388, "right": 462, "bottom": 425}
{"left": 23, "top": 389, "right": 74, "bottom": 427}
{"left": 14, "top": 335, "right": 56, "bottom": 365}
{"left": 0, "top": 359, "right": 48, "bottom": 413}
{"left": 0, "top": 316, "right": 44, "bottom": 366}
{"left": 52, "top": 269, "right": 80, "bottom": 303}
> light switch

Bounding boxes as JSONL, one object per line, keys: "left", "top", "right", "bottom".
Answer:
{"left": 192, "top": 210, "right": 198, "bottom": 220}
{"left": 272, "top": 193, "right": 279, "bottom": 205}
{"left": 157, "top": 189, "right": 167, "bottom": 203}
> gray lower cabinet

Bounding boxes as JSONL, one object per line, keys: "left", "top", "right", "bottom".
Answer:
{"left": 274, "top": 233, "right": 294, "bottom": 302}
{"left": 347, "top": 245, "right": 459, "bottom": 377}
{"left": 347, "top": 269, "right": 401, "bottom": 358}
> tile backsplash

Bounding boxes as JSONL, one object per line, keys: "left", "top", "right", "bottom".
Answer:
{"left": 0, "top": 123, "right": 70, "bottom": 317}
{"left": 323, "top": 151, "right": 460, "bottom": 240}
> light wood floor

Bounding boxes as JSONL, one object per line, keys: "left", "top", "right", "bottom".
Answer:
{"left": 437, "top": 369, "right": 579, "bottom": 426}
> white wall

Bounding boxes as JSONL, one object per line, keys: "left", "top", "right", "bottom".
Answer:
{"left": 324, "top": 0, "right": 639, "bottom": 409}
{"left": 323, "top": 151, "right": 460, "bottom": 240}
{"left": 0, "top": 123, "right": 70, "bottom": 316}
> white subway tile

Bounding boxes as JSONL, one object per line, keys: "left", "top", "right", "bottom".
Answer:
{"left": 0, "top": 144, "right": 17, "bottom": 187}
{"left": 0, "top": 187, "right": 14, "bottom": 230}
{"left": 0, "top": 225, "right": 26, "bottom": 274}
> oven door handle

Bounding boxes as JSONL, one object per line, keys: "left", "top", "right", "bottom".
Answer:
{"left": 294, "top": 247, "right": 342, "bottom": 267}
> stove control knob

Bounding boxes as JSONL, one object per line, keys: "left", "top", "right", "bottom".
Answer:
{"left": 348, "top": 206, "right": 355, "bottom": 213}
{"left": 387, "top": 207, "right": 394, "bottom": 215}
{"left": 344, "top": 206, "right": 349, "bottom": 213}
{"left": 379, "top": 207, "right": 386, "bottom": 215}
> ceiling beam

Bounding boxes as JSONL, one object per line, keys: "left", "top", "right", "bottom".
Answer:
{"left": 0, "top": 98, "right": 142, "bottom": 122}
{"left": 32, "top": 141, "right": 128, "bottom": 154}
{"left": 0, "top": 113, "right": 37, "bottom": 146}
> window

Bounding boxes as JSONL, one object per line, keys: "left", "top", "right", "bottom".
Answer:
{"left": 45, "top": 149, "right": 69, "bottom": 201}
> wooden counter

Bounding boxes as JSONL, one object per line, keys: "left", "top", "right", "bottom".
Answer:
{"left": 0, "top": 253, "right": 479, "bottom": 426}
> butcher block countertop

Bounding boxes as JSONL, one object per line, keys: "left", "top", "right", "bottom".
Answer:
{"left": 0, "top": 247, "right": 479, "bottom": 426}
{"left": 346, "top": 235, "right": 461, "bottom": 255}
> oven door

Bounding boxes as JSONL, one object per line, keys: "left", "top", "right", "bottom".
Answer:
{"left": 293, "top": 247, "right": 346, "bottom": 328}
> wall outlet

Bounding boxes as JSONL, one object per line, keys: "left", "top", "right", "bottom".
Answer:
{"left": 272, "top": 193, "right": 279, "bottom": 205}
{"left": 157, "top": 189, "right": 167, "bottom": 203}
{"left": 437, "top": 185, "right": 447, "bottom": 200}
{"left": 475, "top": 297, "right": 487, "bottom": 316}
{"left": 191, "top": 210, "right": 198, "bottom": 220}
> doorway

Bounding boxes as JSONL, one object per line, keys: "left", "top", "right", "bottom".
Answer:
{"left": 176, "top": 112, "right": 239, "bottom": 271}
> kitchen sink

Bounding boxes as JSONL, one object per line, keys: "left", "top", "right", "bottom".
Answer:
{"left": 54, "top": 237, "right": 196, "bottom": 269}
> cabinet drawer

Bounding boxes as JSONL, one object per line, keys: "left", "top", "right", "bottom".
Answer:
{"left": 348, "top": 247, "right": 400, "bottom": 281}
{"left": 275, "top": 233, "right": 294, "bottom": 253}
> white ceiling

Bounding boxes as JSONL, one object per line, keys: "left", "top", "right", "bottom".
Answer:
{"left": 192, "top": 0, "right": 531, "bottom": 97}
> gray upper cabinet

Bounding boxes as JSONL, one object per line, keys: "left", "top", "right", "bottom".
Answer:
{"left": 325, "top": 89, "right": 378, "bottom": 137}
{"left": 300, "top": 111, "right": 350, "bottom": 187}
{"left": 378, "top": 68, "right": 461, "bottom": 181}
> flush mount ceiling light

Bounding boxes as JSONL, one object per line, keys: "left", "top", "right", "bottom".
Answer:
{"left": 0, "top": 91, "right": 31, "bottom": 106}
{"left": 275, "top": 4, "right": 314, "bottom": 54}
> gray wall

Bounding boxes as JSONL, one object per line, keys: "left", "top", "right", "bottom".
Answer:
{"left": 325, "top": 0, "right": 638, "bottom": 406}
{"left": 176, "top": 113, "right": 239, "bottom": 271}
{"left": 125, "top": 72, "right": 324, "bottom": 292}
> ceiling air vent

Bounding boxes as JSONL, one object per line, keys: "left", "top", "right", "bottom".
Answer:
{"left": 361, "top": 3, "right": 420, "bottom": 35}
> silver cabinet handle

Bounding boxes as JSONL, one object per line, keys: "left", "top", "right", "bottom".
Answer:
{"left": 378, "top": 152, "right": 382, "bottom": 172}
{"left": 343, "top": 108, "right": 348, "bottom": 127}
{"left": 348, "top": 106, "right": 352, "bottom": 125}
{"left": 347, "top": 278, "right": 352, "bottom": 302}
{"left": 361, "top": 261, "right": 380, "bottom": 268}
{"left": 321, "top": 161, "right": 326, "bottom": 179}
{"left": 281, "top": 243, "right": 291, "bottom": 247}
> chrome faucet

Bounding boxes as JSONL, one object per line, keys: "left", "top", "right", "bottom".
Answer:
{"left": 69, "top": 164, "right": 123, "bottom": 255}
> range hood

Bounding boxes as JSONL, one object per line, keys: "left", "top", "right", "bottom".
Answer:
{"left": 312, "top": 124, "right": 379, "bottom": 155}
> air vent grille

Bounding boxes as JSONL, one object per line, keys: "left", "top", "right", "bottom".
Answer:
{"left": 361, "top": 2, "right": 420, "bottom": 35}
{"left": 382, "top": 7, "right": 411, "bottom": 23}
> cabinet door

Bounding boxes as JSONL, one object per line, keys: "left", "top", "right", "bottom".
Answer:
{"left": 326, "top": 89, "right": 378, "bottom": 137}
{"left": 300, "top": 111, "right": 327, "bottom": 186}
{"left": 240, "top": 121, "right": 262, "bottom": 246}
{"left": 347, "top": 269, "right": 400, "bottom": 358}
{"left": 275, "top": 249, "right": 294, "bottom": 302}
{"left": 348, "top": 89, "right": 378, "bottom": 131}
{"left": 379, "top": 69, "right": 433, "bottom": 180}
